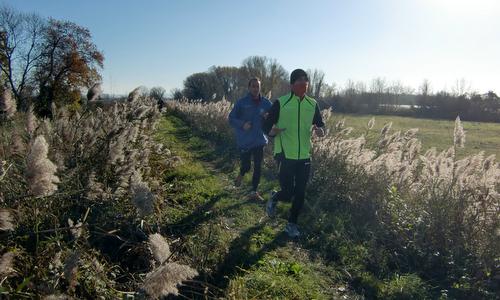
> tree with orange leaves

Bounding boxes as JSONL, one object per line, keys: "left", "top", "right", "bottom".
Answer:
{"left": 35, "top": 19, "right": 104, "bottom": 117}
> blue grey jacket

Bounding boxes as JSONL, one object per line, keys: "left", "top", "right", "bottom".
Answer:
{"left": 228, "top": 93, "right": 272, "bottom": 150}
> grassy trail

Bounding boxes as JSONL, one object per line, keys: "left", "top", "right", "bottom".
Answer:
{"left": 155, "top": 114, "right": 355, "bottom": 299}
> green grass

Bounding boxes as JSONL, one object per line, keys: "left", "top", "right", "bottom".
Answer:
{"left": 153, "top": 111, "right": 499, "bottom": 299}
{"left": 153, "top": 114, "right": 354, "bottom": 299}
{"left": 332, "top": 113, "right": 500, "bottom": 158}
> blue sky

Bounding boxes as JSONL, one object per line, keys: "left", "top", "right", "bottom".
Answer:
{"left": 3, "top": 0, "right": 499, "bottom": 95}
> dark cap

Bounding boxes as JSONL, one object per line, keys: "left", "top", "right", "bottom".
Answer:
{"left": 290, "top": 69, "right": 309, "bottom": 84}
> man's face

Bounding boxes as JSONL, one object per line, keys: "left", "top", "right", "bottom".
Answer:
{"left": 291, "top": 77, "right": 309, "bottom": 96}
{"left": 249, "top": 80, "right": 261, "bottom": 98}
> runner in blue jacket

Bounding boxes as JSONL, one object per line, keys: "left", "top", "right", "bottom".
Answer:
{"left": 228, "top": 77, "right": 272, "bottom": 200}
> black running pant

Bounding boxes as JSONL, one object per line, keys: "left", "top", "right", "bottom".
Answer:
{"left": 274, "top": 157, "right": 311, "bottom": 223}
{"left": 239, "top": 146, "right": 264, "bottom": 192}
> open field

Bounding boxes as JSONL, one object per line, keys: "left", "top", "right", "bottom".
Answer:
{"left": 332, "top": 113, "right": 500, "bottom": 158}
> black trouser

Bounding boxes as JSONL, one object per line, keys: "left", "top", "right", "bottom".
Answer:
{"left": 239, "top": 146, "right": 264, "bottom": 192}
{"left": 275, "top": 157, "right": 311, "bottom": 224}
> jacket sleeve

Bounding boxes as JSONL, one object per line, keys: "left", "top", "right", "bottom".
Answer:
{"left": 228, "top": 100, "right": 245, "bottom": 128}
{"left": 313, "top": 103, "right": 325, "bottom": 128}
{"left": 262, "top": 100, "right": 280, "bottom": 135}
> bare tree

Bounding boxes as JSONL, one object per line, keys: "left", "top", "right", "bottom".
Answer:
{"left": 419, "top": 79, "right": 431, "bottom": 96}
{"left": 265, "top": 58, "right": 288, "bottom": 97}
{"left": 210, "top": 66, "right": 245, "bottom": 101}
{"left": 355, "top": 81, "right": 367, "bottom": 94}
{"left": 343, "top": 79, "right": 357, "bottom": 98}
{"left": 452, "top": 78, "right": 471, "bottom": 96}
{"left": 388, "top": 80, "right": 404, "bottom": 95}
{"left": 307, "top": 69, "right": 325, "bottom": 99}
{"left": 321, "top": 82, "right": 338, "bottom": 99}
{"left": 370, "top": 77, "right": 387, "bottom": 94}
{"left": 241, "top": 56, "right": 266, "bottom": 80}
{"left": 0, "top": 5, "right": 45, "bottom": 110}
{"left": 170, "top": 88, "right": 183, "bottom": 100}
{"left": 149, "top": 86, "right": 166, "bottom": 103}
{"left": 241, "top": 56, "right": 288, "bottom": 97}
{"left": 369, "top": 77, "right": 388, "bottom": 110}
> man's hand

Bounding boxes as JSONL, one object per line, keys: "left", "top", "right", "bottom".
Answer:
{"left": 313, "top": 126, "right": 325, "bottom": 137}
{"left": 243, "top": 121, "right": 252, "bottom": 131}
{"left": 269, "top": 126, "right": 286, "bottom": 137}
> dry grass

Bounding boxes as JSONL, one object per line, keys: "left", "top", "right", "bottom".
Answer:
{"left": 0, "top": 94, "right": 198, "bottom": 298}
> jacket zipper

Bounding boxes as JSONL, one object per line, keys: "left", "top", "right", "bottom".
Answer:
{"left": 297, "top": 98, "right": 301, "bottom": 159}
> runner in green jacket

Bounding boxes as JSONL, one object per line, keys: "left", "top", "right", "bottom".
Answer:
{"left": 263, "top": 69, "right": 325, "bottom": 238}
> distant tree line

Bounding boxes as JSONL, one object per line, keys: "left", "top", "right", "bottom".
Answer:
{"left": 413, "top": 90, "right": 500, "bottom": 122}
{"left": 174, "top": 56, "right": 290, "bottom": 102}
{"left": 176, "top": 57, "right": 500, "bottom": 123}
{"left": 326, "top": 78, "right": 500, "bottom": 122}
{"left": 0, "top": 5, "right": 104, "bottom": 117}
